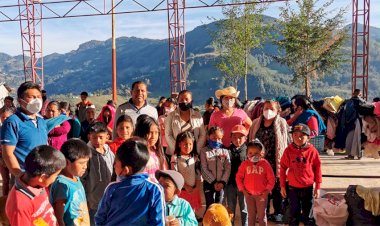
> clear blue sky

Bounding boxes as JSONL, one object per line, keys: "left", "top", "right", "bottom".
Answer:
{"left": 0, "top": 0, "right": 378, "bottom": 56}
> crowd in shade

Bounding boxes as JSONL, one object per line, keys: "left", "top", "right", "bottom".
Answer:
{"left": 0, "top": 80, "right": 376, "bottom": 226}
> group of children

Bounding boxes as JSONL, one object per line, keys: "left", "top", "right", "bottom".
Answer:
{"left": 4, "top": 103, "right": 322, "bottom": 226}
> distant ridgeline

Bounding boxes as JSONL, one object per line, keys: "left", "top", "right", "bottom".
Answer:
{"left": 1, "top": 16, "right": 380, "bottom": 104}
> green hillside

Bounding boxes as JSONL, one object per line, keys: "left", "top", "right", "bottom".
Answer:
{"left": 1, "top": 17, "right": 380, "bottom": 104}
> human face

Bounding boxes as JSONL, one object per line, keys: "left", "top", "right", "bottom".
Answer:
{"left": 46, "top": 104, "right": 60, "bottom": 119}
{"left": 209, "top": 130, "right": 223, "bottom": 143}
{"left": 179, "top": 138, "right": 193, "bottom": 155}
{"left": 147, "top": 124, "right": 159, "bottom": 149}
{"left": 0, "top": 111, "right": 12, "bottom": 123}
{"left": 131, "top": 83, "right": 147, "bottom": 104}
{"left": 114, "top": 157, "right": 130, "bottom": 176}
{"left": 68, "top": 157, "right": 89, "bottom": 177}
{"left": 231, "top": 133, "right": 246, "bottom": 148}
{"left": 116, "top": 121, "right": 133, "bottom": 140}
{"left": 247, "top": 146, "right": 263, "bottom": 159}
{"left": 263, "top": 102, "right": 278, "bottom": 114}
{"left": 292, "top": 131, "right": 310, "bottom": 147}
{"left": 158, "top": 177, "right": 178, "bottom": 202}
{"left": 80, "top": 95, "right": 88, "bottom": 102}
{"left": 86, "top": 109, "right": 95, "bottom": 122}
{"left": 40, "top": 170, "right": 62, "bottom": 187}
{"left": 103, "top": 109, "right": 111, "bottom": 118}
{"left": 222, "top": 96, "right": 235, "bottom": 108}
{"left": 178, "top": 92, "right": 192, "bottom": 104}
{"left": 18, "top": 88, "right": 42, "bottom": 113}
{"left": 89, "top": 132, "right": 108, "bottom": 149}
{"left": 4, "top": 99, "right": 12, "bottom": 108}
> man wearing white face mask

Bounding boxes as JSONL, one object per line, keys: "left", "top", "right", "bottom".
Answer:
{"left": 209, "top": 87, "right": 252, "bottom": 147}
{"left": 0, "top": 81, "right": 48, "bottom": 177}
{"left": 249, "top": 100, "right": 289, "bottom": 223}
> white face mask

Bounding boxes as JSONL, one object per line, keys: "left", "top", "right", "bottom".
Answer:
{"left": 21, "top": 98, "right": 43, "bottom": 114}
{"left": 164, "top": 107, "right": 175, "bottom": 114}
{"left": 249, "top": 156, "right": 261, "bottom": 163}
{"left": 222, "top": 98, "right": 235, "bottom": 108}
{"left": 263, "top": 109, "right": 277, "bottom": 120}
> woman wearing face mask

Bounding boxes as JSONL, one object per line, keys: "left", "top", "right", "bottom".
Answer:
{"left": 249, "top": 100, "right": 289, "bottom": 223}
{"left": 209, "top": 87, "right": 252, "bottom": 147}
{"left": 165, "top": 90, "right": 206, "bottom": 156}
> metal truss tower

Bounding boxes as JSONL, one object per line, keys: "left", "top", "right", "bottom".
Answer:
{"left": 167, "top": 0, "right": 186, "bottom": 95}
{"left": 352, "top": 0, "right": 370, "bottom": 100}
{"left": 18, "top": 0, "right": 44, "bottom": 87}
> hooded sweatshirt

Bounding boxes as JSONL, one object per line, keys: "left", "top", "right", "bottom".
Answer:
{"left": 280, "top": 143, "right": 322, "bottom": 189}
{"left": 81, "top": 143, "right": 115, "bottom": 210}
{"left": 96, "top": 105, "right": 116, "bottom": 130}
{"left": 236, "top": 159, "right": 275, "bottom": 195}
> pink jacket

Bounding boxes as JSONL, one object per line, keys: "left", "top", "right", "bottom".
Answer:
{"left": 96, "top": 105, "right": 116, "bottom": 129}
{"left": 236, "top": 159, "right": 275, "bottom": 196}
{"left": 48, "top": 120, "right": 71, "bottom": 150}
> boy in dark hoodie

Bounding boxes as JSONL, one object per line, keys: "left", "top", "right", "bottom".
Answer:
{"left": 226, "top": 125, "right": 248, "bottom": 226}
{"left": 280, "top": 123, "right": 322, "bottom": 226}
{"left": 81, "top": 122, "right": 115, "bottom": 225}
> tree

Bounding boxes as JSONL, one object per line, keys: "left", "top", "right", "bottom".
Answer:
{"left": 273, "top": 0, "right": 348, "bottom": 97}
{"left": 212, "top": 1, "right": 270, "bottom": 100}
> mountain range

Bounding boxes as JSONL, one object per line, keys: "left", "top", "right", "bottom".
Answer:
{"left": 1, "top": 15, "right": 380, "bottom": 104}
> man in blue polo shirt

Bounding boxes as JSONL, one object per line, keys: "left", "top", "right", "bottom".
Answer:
{"left": 0, "top": 81, "right": 48, "bottom": 177}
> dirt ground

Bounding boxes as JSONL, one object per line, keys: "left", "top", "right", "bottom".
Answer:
{"left": 1, "top": 154, "right": 380, "bottom": 225}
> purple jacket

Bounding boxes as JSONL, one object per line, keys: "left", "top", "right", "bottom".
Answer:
{"left": 48, "top": 120, "right": 71, "bottom": 150}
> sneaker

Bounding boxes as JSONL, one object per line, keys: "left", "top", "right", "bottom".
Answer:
{"left": 274, "top": 214, "right": 283, "bottom": 223}
{"left": 326, "top": 149, "right": 334, "bottom": 156}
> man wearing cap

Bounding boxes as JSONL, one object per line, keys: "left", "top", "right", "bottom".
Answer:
{"left": 156, "top": 170, "right": 198, "bottom": 226}
{"left": 80, "top": 104, "right": 96, "bottom": 143}
{"left": 209, "top": 86, "right": 252, "bottom": 147}
{"left": 280, "top": 123, "right": 322, "bottom": 226}
{"left": 113, "top": 81, "right": 158, "bottom": 139}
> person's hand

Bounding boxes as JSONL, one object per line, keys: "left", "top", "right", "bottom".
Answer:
{"left": 314, "top": 189, "right": 320, "bottom": 199}
{"left": 169, "top": 219, "right": 180, "bottom": 226}
{"left": 280, "top": 187, "right": 287, "bottom": 198}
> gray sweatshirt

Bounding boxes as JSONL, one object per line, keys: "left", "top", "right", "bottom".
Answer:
{"left": 81, "top": 143, "right": 115, "bottom": 210}
{"left": 200, "top": 146, "right": 231, "bottom": 185}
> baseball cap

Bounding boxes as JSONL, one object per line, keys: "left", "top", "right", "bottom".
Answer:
{"left": 290, "top": 123, "right": 311, "bottom": 136}
{"left": 155, "top": 170, "right": 184, "bottom": 190}
{"left": 231, "top": 124, "right": 248, "bottom": 136}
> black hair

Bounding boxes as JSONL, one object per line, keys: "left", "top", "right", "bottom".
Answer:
{"left": 247, "top": 139, "right": 265, "bottom": 152}
{"left": 159, "top": 96, "right": 166, "bottom": 102}
{"left": 47, "top": 100, "right": 61, "bottom": 110}
{"left": 59, "top": 101, "right": 70, "bottom": 112}
{"left": 214, "top": 101, "right": 221, "bottom": 109}
{"left": 17, "top": 81, "right": 41, "bottom": 99}
{"left": 80, "top": 91, "right": 88, "bottom": 97}
{"left": 0, "top": 107, "right": 14, "bottom": 115}
{"left": 116, "top": 114, "right": 134, "bottom": 128}
{"left": 178, "top": 90, "right": 192, "bottom": 99}
{"left": 4, "top": 96, "right": 13, "bottom": 102}
{"left": 131, "top": 81, "right": 146, "bottom": 90}
{"left": 61, "top": 139, "right": 92, "bottom": 162}
{"left": 41, "top": 90, "right": 47, "bottom": 94}
{"left": 158, "top": 174, "right": 178, "bottom": 189}
{"left": 166, "top": 97, "right": 177, "bottom": 105}
{"left": 293, "top": 96, "right": 313, "bottom": 110}
{"left": 174, "top": 131, "right": 196, "bottom": 156}
{"left": 116, "top": 137, "right": 150, "bottom": 173}
{"left": 206, "top": 97, "right": 215, "bottom": 106}
{"left": 88, "top": 121, "right": 108, "bottom": 134}
{"left": 133, "top": 115, "right": 166, "bottom": 169}
{"left": 373, "top": 97, "right": 380, "bottom": 102}
{"left": 106, "top": 100, "right": 116, "bottom": 107}
{"left": 207, "top": 126, "right": 224, "bottom": 137}
{"left": 25, "top": 145, "right": 66, "bottom": 177}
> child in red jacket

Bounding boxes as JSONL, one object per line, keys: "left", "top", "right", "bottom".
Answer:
{"left": 280, "top": 123, "right": 322, "bottom": 226}
{"left": 236, "top": 139, "right": 275, "bottom": 226}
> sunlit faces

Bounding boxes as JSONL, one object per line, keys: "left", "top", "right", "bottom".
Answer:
{"left": 103, "top": 109, "right": 111, "bottom": 118}
{"left": 18, "top": 88, "right": 42, "bottom": 111}
{"left": 292, "top": 131, "right": 310, "bottom": 147}
{"left": 85, "top": 108, "right": 95, "bottom": 122}
{"left": 46, "top": 104, "right": 60, "bottom": 119}
{"left": 67, "top": 157, "right": 89, "bottom": 177}
{"left": 89, "top": 132, "right": 108, "bottom": 149}
{"left": 147, "top": 124, "right": 159, "bottom": 149}
{"left": 116, "top": 121, "right": 134, "bottom": 140}
{"left": 247, "top": 146, "right": 264, "bottom": 159}
{"left": 131, "top": 83, "right": 147, "bottom": 104}
{"left": 231, "top": 133, "right": 247, "bottom": 148}
{"left": 4, "top": 99, "right": 13, "bottom": 108}
{"left": 39, "top": 170, "right": 62, "bottom": 187}
{"left": 80, "top": 95, "right": 88, "bottom": 102}
{"left": 209, "top": 130, "right": 223, "bottom": 143}
{"left": 178, "top": 92, "right": 192, "bottom": 104}
{"left": 158, "top": 176, "right": 178, "bottom": 202}
{"left": 179, "top": 138, "right": 193, "bottom": 155}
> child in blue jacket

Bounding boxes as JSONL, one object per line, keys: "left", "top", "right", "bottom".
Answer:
{"left": 95, "top": 137, "right": 165, "bottom": 226}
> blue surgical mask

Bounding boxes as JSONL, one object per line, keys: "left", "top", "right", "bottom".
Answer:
{"left": 208, "top": 139, "right": 223, "bottom": 149}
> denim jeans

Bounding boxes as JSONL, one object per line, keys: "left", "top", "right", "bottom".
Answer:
{"left": 226, "top": 184, "right": 248, "bottom": 226}
{"left": 288, "top": 186, "right": 314, "bottom": 226}
{"left": 204, "top": 181, "right": 224, "bottom": 210}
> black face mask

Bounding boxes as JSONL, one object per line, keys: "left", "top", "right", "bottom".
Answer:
{"left": 178, "top": 102, "right": 192, "bottom": 111}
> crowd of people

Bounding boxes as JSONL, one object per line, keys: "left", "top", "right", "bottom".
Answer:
{"left": 0, "top": 80, "right": 373, "bottom": 226}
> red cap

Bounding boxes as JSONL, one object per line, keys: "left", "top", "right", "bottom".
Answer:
{"left": 231, "top": 124, "right": 248, "bottom": 136}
